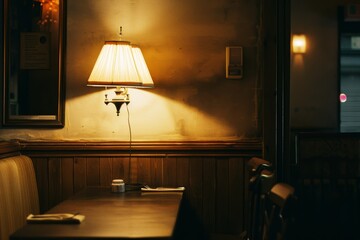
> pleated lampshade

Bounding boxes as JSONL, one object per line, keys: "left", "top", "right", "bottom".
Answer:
{"left": 88, "top": 41, "right": 153, "bottom": 88}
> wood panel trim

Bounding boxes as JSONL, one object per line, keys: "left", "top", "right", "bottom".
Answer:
{"left": 18, "top": 140, "right": 262, "bottom": 157}
{"left": 0, "top": 140, "right": 21, "bottom": 158}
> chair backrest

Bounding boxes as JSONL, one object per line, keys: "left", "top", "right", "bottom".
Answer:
{"left": 262, "top": 183, "right": 297, "bottom": 240}
{"left": 248, "top": 157, "right": 273, "bottom": 177}
{"left": 245, "top": 157, "right": 275, "bottom": 240}
{"left": 248, "top": 169, "right": 275, "bottom": 240}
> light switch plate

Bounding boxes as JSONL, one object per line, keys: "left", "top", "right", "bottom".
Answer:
{"left": 226, "top": 46, "right": 243, "bottom": 79}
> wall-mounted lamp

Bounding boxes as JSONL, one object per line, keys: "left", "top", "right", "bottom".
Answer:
{"left": 87, "top": 40, "right": 154, "bottom": 116}
{"left": 292, "top": 34, "right": 307, "bottom": 54}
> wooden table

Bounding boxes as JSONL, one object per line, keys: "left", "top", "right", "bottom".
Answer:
{"left": 10, "top": 187, "right": 183, "bottom": 240}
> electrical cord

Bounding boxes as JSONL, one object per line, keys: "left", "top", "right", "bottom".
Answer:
{"left": 125, "top": 103, "right": 132, "bottom": 182}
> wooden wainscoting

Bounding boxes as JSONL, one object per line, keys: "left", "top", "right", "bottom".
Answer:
{"left": 18, "top": 140, "right": 262, "bottom": 236}
{"left": 293, "top": 133, "right": 360, "bottom": 240}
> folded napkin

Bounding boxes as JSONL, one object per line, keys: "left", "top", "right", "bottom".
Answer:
{"left": 27, "top": 213, "right": 85, "bottom": 224}
{"left": 141, "top": 186, "right": 185, "bottom": 192}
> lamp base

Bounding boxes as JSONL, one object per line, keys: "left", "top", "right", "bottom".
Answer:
{"left": 104, "top": 87, "right": 130, "bottom": 116}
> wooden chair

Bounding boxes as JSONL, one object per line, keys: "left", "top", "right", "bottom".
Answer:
{"left": 242, "top": 157, "right": 274, "bottom": 240}
{"left": 262, "top": 183, "right": 297, "bottom": 240}
{"left": 248, "top": 157, "right": 273, "bottom": 177}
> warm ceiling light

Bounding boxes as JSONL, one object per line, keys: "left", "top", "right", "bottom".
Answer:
{"left": 292, "top": 34, "right": 307, "bottom": 53}
{"left": 87, "top": 41, "right": 154, "bottom": 115}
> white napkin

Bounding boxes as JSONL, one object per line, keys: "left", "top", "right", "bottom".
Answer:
{"left": 141, "top": 186, "right": 185, "bottom": 192}
{"left": 26, "top": 213, "right": 85, "bottom": 224}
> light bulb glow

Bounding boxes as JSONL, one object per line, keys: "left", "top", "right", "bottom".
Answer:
{"left": 340, "top": 93, "right": 347, "bottom": 103}
{"left": 292, "top": 35, "right": 307, "bottom": 53}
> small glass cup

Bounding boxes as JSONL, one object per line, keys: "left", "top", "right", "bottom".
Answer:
{"left": 111, "top": 179, "right": 125, "bottom": 193}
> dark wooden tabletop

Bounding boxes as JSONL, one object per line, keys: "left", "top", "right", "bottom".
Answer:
{"left": 10, "top": 187, "right": 183, "bottom": 240}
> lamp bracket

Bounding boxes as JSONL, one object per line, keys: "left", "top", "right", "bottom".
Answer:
{"left": 104, "top": 87, "right": 130, "bottom": 116}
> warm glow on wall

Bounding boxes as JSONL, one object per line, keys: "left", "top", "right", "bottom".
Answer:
{"left": 292, "top": 34, "right": 307, "bottom": 53}
{"left": 67, "top": 88, "right": 235, "bottom": 141}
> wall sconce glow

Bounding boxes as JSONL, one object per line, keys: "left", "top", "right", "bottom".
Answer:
{"left": 292, "top": 35, "right": 307, "bottom": 53}
{"left": 340, "top": 93, "right": 347, "bottom": 103}
{"left": 87, "top": 40, "right": 154, "bottom": 116}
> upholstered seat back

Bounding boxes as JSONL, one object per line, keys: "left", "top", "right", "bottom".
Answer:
{"left": 0, "top": 155, "right": 39, "bottom": 240}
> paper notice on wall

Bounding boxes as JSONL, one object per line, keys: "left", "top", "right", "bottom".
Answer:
{"left": 20, "top": 32, "right": 50, "bottom": 69}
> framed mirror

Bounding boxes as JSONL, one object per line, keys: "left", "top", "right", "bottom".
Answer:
{"left": 2, "top": 0, "right": 66, "bottom": 127}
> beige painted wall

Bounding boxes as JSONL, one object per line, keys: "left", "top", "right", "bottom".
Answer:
{"left": 1, "top": 0, "right": 262, "bottom": 141}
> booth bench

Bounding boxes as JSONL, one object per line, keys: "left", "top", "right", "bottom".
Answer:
{"left": 0, "top": 141, "right": 39, "bottom": 240}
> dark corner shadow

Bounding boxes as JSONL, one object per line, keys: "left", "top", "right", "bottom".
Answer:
{"left": 174, "top": 193, "right": 210, "bottom": 240}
